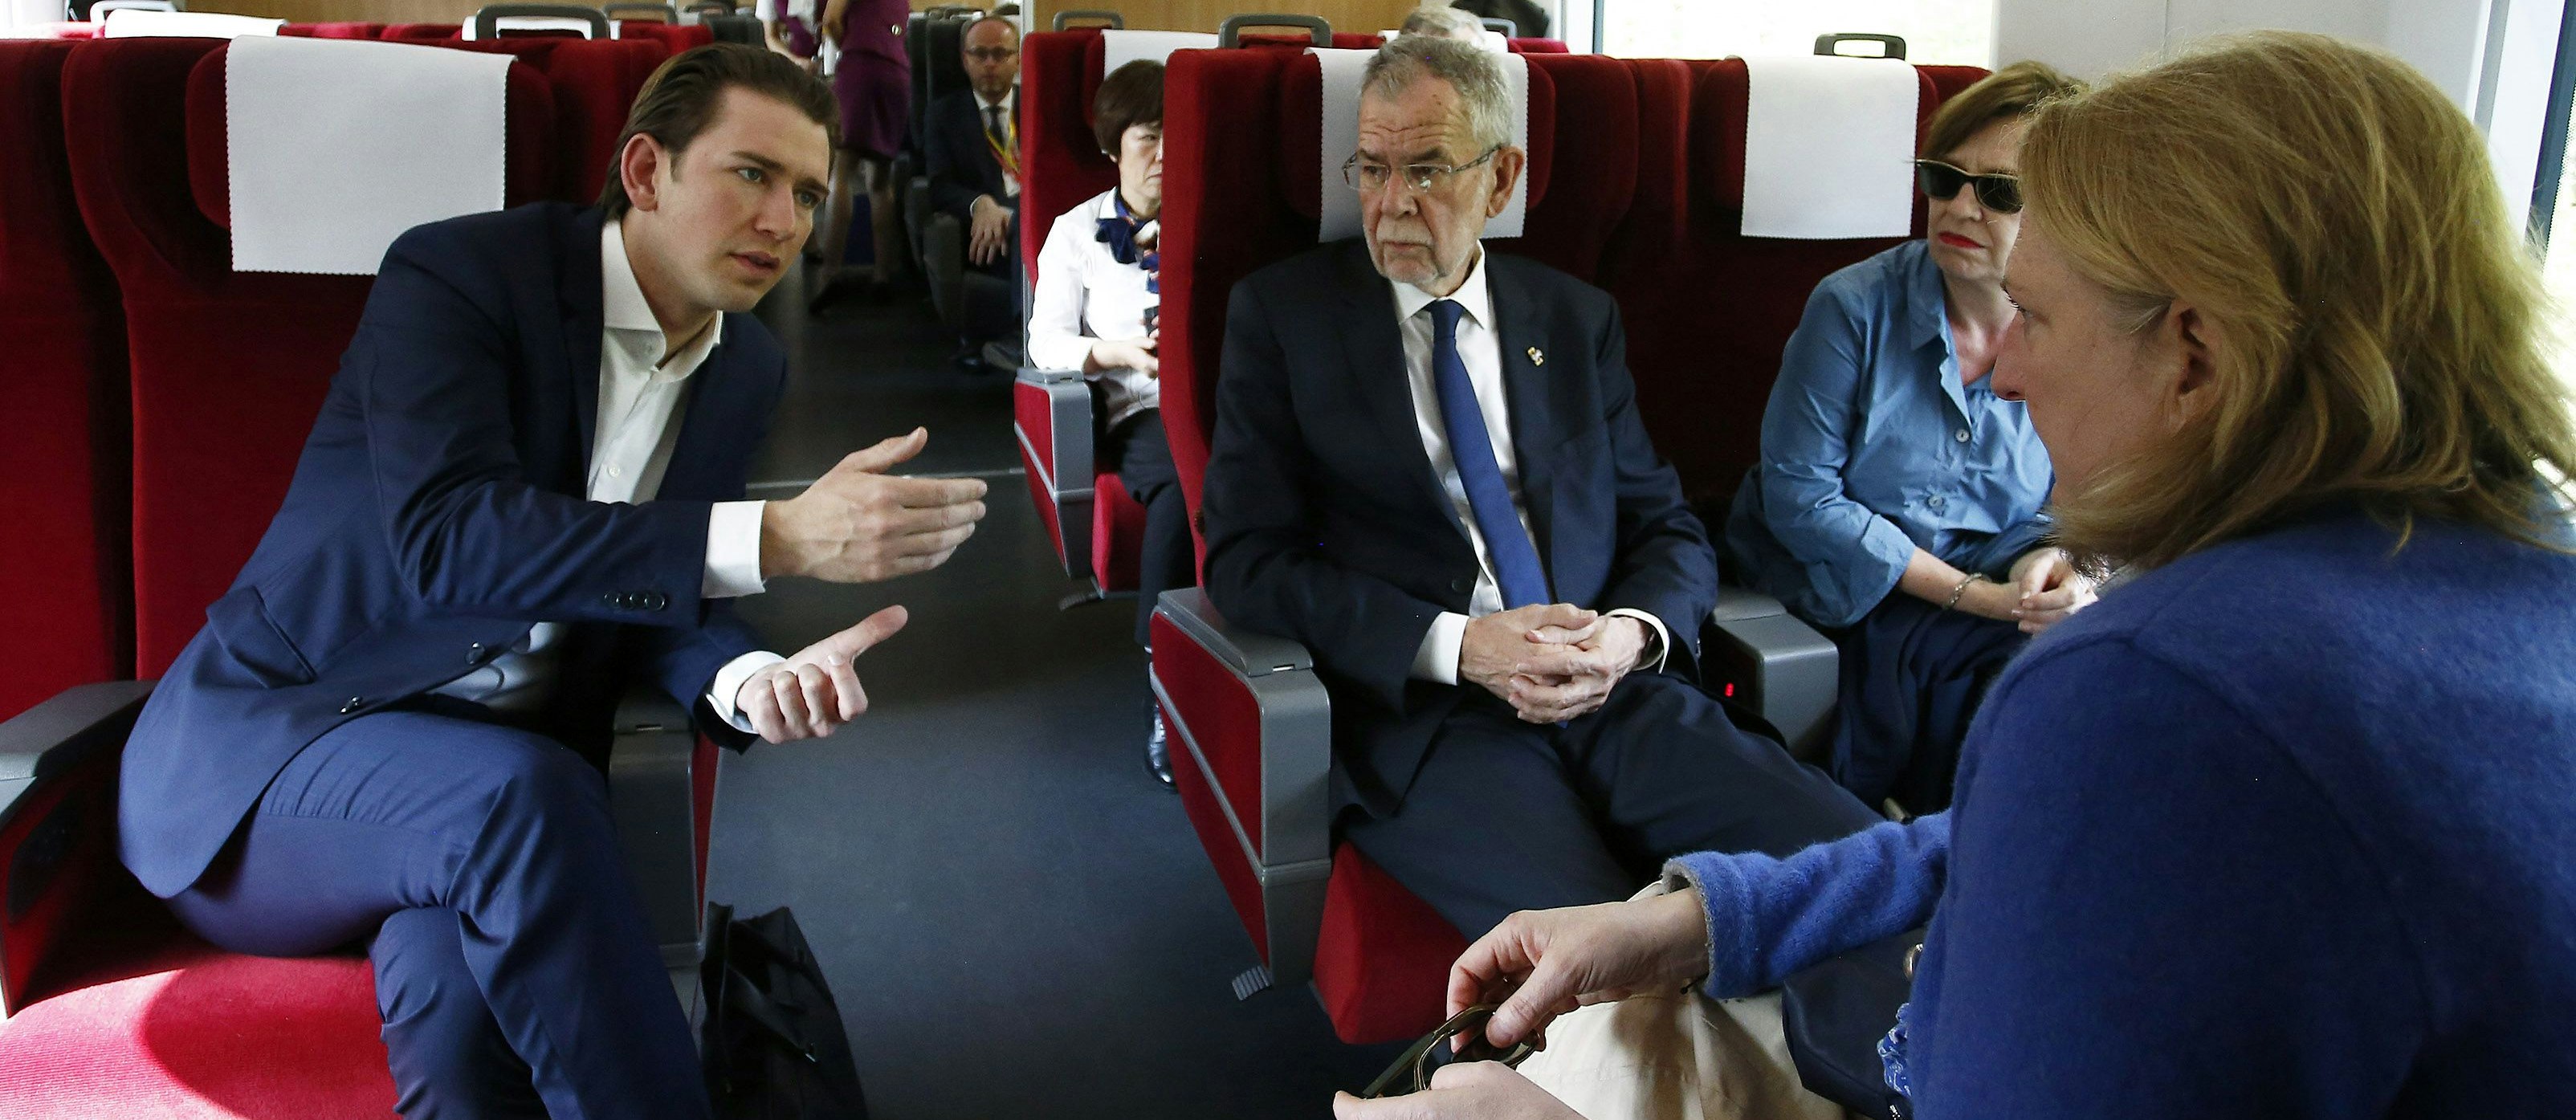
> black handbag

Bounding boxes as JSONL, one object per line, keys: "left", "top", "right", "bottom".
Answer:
{"left": 1779, "top": 928, "right": 1924, "bottom": 1120}
{"left": 699, "top": 904, "right": 871, "bottom": 1120}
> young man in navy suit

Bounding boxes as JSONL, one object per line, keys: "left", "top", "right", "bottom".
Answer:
{"left": 1203, "top": 38, "right": 1879, "bottom": 944}
{"left": 116, "top": 46, "right": 987, "bottom": 1119}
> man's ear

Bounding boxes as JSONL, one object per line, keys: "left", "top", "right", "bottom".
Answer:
{"left": 618, "top": 133, "right": 668, "bottom": 214}
{"left": 1486, "top": 145, "right": 1526, "bottom": 219}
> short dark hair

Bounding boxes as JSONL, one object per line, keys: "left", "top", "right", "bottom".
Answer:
{"left": 598, "top": 43, "right": 840, "bottom": 217}
{"left": 1091, "top": 59, "right": 1163, "bottom": 156}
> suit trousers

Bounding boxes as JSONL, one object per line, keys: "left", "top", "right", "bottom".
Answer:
{"left": 1343, "top": 673, "right": 1881, "bottom": 939}
{"left": 1828, "top": 594, "right": 2028, "bottom": 814}
{"left": 1105, "top": 408, "right": 1196, "bottom": 649}
{"left": 164, "top": 709, "right": 708, "bottom": 1120}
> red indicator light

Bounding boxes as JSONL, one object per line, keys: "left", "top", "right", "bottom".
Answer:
{"left": 1723, "top": 682, "right": 1734, "bottom": 697}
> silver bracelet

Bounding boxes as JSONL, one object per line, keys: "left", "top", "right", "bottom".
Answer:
{"left": 1942, "top": 572, "right": 1987, "bottom": 611}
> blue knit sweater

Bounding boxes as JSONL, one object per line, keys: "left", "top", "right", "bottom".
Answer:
{"left": 1668, "top": 507, "right": 2576, "bottom": 1116}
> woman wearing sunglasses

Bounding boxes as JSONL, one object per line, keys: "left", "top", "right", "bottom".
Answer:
{"left": 1341, "top": 31, "right": 2576, "bottom": 1120}
{"left": 1723, "top": 62, "right": 2085, "bottom": 816}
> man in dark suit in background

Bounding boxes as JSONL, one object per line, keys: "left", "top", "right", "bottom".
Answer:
{"left": 1202, "top": 37, "right": 1877, "bottom": 939}
{"left": 116, "top": 46, "right": 987, "bottom": 1119}
{"left": 923, "top": 14, "right": 1021, "bottom": 345}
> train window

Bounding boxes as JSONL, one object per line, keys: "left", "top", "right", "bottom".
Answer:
{"left": 2537, "top": 2, "right": 2576, "bottom": 399}
{"left": 1596, "top": 0, "right": 1997, "bottom": 67}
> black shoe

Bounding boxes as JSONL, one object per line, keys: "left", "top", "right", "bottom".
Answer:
{"left": 1146, "top": 710, "right": 1174, "bottom": 791}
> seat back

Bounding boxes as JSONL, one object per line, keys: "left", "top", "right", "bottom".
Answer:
{"left": 1, "top": 40, "right": 130, "bottom": 719}
{"left": 1610, "top": 59, "right": 1986, "bottom": 510}
{"left": 1013, "top": 26, "right": 1103, "bottom": 283}
{"left": 61, "top": 38, "right": 629, "bottom": 674}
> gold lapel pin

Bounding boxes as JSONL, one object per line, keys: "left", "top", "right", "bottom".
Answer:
{"left": 1526, "top": 346, "right": 1545, "bottom": 367}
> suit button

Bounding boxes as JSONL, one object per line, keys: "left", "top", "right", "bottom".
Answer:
{"left": 339, "top": 696, "right": 364, "bottom": 715}
{"left": 639, "top": 591, "right": 669, "bottom": 611}
{"left": 1449, "top": 577, "right": 1473, "bottom": 594}
{"left": 601, "top": 592, "right": 624, "bottom": 609}
{"left": 467, "top": 642, "right": 485, "bottom": 662}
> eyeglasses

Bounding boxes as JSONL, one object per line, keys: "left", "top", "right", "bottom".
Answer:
{"left": 1914, "top": 158, "right": 2023, "bottom": 214}
{"left": 1343, "top": 145, "right": 1501, "bottom": 195}
{"left": 1359, "top": 1004, "right": 1537, "bottom": 1099}
{"left": 963, "top": 47, "right": 1017, "bottom": 62}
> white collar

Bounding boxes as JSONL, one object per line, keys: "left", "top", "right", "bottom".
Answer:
{"left": 1391, "top": 246, "right": 1494, "bottom": 331}
{"left": 976, "top": 85, "right": 1016, "bottom": 114}
{"left": 601, "top": 217, "right": 724, "bottom": 365}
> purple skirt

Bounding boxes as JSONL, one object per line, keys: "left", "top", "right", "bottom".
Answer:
{"left": 833, "top": 53, "right": 909, "bottom": 159}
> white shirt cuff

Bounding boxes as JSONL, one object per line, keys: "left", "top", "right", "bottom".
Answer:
{"left": 703, "top": 500, "right": 768, "bottom": 598}
{"left": 1604, "top": 608, "right": 1672, "bottom": 674}
{"left": 1409, "top": 611, "right": 1471, "bottom": 685}
{"left": 707, "top": 650, "right": 789, "bottom": 734}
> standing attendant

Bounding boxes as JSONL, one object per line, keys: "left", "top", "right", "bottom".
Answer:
{"left": 810, "top": 0, "right": 911, "bottom": 305}
{"left": 1726, "top": 62, "right": 2089, "bottom": 813}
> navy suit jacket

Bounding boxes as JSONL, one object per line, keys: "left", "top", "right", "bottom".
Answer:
{"left": 120, "top": 202, "right": 783, "bottom": 898}
{"left": 1202, "top": 241, "right": 1718, "bottom": 815}
{"left": 923, "top": 88, "right": 1012, "bottom": 224}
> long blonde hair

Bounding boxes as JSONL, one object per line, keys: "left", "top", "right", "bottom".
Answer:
{"left": 2020, "top": 31, "right": 2576, "bottom": 571}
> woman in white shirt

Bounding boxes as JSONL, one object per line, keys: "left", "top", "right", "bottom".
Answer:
{"left": 1025, "top": 60, "right": 1188, "bottom": 786}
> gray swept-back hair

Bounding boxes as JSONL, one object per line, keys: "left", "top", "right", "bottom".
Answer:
{"left": 1397, "top": 4, "right": 1484, "bottom": 41}
{"left": 1363, "top": 33, "right": 1511, "bottom": 153}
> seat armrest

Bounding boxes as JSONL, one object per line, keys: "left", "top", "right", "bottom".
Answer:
{"left": 1153, "top": 588, "right": 1316, "bottom": 678}
{"left": 1013, "top": 367, "right": 1098, "bottom": 578}
{"left": 608, "top": 686, "right": 701, "bottom": 975}
{"left": 1151, "top": 589, "right": 1332, "bottom": 988}
{"left": 1704, "top": 588, "right": 1839, "bottom": 761}
{"left": 0, "top": 680, "right": 158, "bottom": 1018}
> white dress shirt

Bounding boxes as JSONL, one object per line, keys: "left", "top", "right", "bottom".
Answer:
{"left": 433, "top": 219, "right": 784, "bottom": 728}
{"left": 1394, "top": 248, "right": 1671, "bottom": 685}
{"left": 1026, "top": 188, "right": 1161, "bottom": 428}
{"left": 976, "top": 87, "right": 1020, "bottom": 200}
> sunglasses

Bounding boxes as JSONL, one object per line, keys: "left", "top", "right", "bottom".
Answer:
{"left": 1914, "top": 158, "right": 2024, "bottom": 214}
{"left": 1359, "top": 1004, "right": 1537, "bottom": 1099}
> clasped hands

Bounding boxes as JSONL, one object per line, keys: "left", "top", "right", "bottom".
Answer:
{"left": 1459, "top": 605, "right": 1649, "bottom": 724}
{"left": 738, "top": 428, "right": 988, "bottom": 743}
{"left": 1333, "top": 888, "right": 1714, "bottom": 1118}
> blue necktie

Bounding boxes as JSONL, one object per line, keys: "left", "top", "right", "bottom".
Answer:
{"left": 1428, "top": 299, "right": 1549, "bottom": 609}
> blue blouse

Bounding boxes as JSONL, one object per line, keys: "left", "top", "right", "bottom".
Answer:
{"left": 1724, "top": 241, "right": 2054, "bottom": 629}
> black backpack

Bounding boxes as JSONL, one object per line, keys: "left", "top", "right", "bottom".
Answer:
{"left": 1779, "top": 928, "right": 1922, "bottom": 1120}
{"left": 699, "top": 905, "right": 871, "bottom": 1120}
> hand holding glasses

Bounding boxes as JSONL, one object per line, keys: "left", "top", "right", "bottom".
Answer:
{"left": 1358, "top": 1004, "right": 1537, "bottom": 1099}
{"left": 1914, "top": 157, "right": 2024, "bottom": 214}
{"left": 1343, "top": 145, "right": 1502, "bottom": 194}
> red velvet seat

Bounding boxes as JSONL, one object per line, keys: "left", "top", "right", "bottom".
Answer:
{"left": 1152, "top": 44, "right": 1649, "bottom": 1044}
{"left": 279, "top": 22, "right": 387, "bottom": 39}
{"left": 613, "top": 20, "right": 715, "bottom": 53}
{"left": 0, "top": 40, "right": 129, "bottom": 723}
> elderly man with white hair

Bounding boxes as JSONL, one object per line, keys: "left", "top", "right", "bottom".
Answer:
{"left": 1201, "top": 33, "right": 1878, "bottom": 1003}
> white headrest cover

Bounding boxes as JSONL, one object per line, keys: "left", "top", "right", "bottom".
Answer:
{"left": 1314, "top": 46, "right": 1528, "bottom": 242}
{"left": 227, "top": 36, "right": 512, "bottom": 275}
{"left": 104, "top": 10, "right": 283, "bottom": 38}
{"left": 463, "top": 14, "right": 596, "bottom": 40}
{"left": 1739, "top": 55, "right": 1918, "bottom": 239}
{"left": 1098, "top": 29, "right": 1214, "bottom": 75}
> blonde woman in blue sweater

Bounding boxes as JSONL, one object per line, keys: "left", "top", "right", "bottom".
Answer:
{"left": 1338, "top": 32, "right": 2576, "bottom": 1120}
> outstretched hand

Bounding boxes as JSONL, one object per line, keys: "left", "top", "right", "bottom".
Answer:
{"left": 736, "top": 605, "right": 907, "bottom": 743}
{"left": 762, "top": 429, "right": 988, "bottom": 584}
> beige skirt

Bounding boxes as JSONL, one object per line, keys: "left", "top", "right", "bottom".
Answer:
{"left": 1515, "top": 988, "right": 1860, "bottom": 1120}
